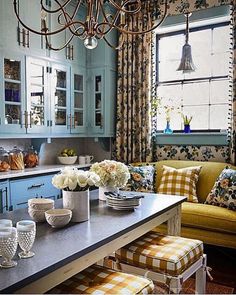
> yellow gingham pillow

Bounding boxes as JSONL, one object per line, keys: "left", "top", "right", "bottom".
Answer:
{"left": 157, "top": 165, "right": 202, "bottom": 202}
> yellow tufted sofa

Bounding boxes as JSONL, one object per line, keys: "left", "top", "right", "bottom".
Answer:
{"left": 135, "top": 160, "right": 236, "bottom": 249}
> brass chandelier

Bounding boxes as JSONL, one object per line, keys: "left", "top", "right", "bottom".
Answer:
{"left": 13, "top": 0, "right": 168, "bottom": 50}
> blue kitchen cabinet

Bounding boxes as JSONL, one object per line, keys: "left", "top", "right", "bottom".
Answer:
{"left": 87, "top": 67, "right": 117, "bottom": 137}
{"left": 86, "top": 28, "right": 117, "bottom": 137}
{"left": 25, "top": 57, "right": 51, "bottom": 135}
{"left": 0, "top": 0, "right": 47, "bottom": 57}
{"left": 70, "top": 66, "right": 87, "bottom": 134}
{"left": 0, "top": 180, "right": 10, "bottom": 213}
{"left": 0, "top": 52, "right": 27, "bottom": 135}
{"left": 10, "top": 174, "right": 61, "bottom": 210}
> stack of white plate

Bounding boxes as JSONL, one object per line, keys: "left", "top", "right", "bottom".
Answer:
{"left": 106, "top": 194, "right": 141, "bottom": 210}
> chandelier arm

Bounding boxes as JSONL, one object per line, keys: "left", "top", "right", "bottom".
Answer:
{"left": 94, "top": 0, "right": 101, "bottom": 23}
{"left": 106, "top": 0, "right": 168, "bottom": 35}
{"left": 66, "top": 0, "right": 82, "bottom": 21}
{"left": 40, "top": 0, "right": 71, "bottom": 14}
{"left": 108, "top": 0, "right": 141, "bottom": 14}
{"left": 14, "top": 0, "right": 77, "bottom": 36}
{"left": 44, "top": 32, "right": 75, "bottom": 51}
{"left": 69, "top": 22, "right": 87, "bottom": 37}
{"left": 97, "top": 5, "right": 121, "bottom": 36}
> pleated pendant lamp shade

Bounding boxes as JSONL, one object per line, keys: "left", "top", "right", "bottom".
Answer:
{"left": 177, "top": 13, "right": 196, "bottom": 73}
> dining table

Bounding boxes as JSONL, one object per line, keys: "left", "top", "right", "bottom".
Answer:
{"left": 0, "top": 190, "right": 186, "bottom": 294}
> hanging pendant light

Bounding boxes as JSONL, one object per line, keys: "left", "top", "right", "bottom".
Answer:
{"left": 13, "top": 0, "right": 168, "bottom": 51}
{"left": 177, "top": 13, "right": 196, "bottom": 73}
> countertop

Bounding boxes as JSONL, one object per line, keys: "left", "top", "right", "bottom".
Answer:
{"left": 0, "top": 164, "right": 91, "bottom": 180}
{"left": 0, "top": 191, "right": 186, "bottom": 293}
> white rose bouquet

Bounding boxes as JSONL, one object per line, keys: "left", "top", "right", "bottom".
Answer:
{"left": 90, "top": 160, "right": 130, "bottom": 188}
{"left": 52, "top": 167, "right": 100, "bottom": 191}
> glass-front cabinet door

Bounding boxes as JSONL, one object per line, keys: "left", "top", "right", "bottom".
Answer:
{"left": 90, "top": 69, "right": 104, "bottom": 134}
{"left": 0, "top": 54, "right": 26, "bottom": 134}
{"left": 51, "top": 64, "right": 70, "bottom": 133}
{"left": 26, "top": 57, "right": 50, "bottom": 134}
{"left": 71, "top": 68, "right": 86, "bottom": 134}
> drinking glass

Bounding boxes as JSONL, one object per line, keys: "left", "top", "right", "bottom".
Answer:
{"left": 0, "top": 227, "right": 18, "bottom": 268}
{"left": 16, "top": 220, "right": 36, "bottom": 259}
{"left": 0, "top": 219, "right": 13, "bottom": 228}
{"left": 0, "top": 219, "right": 13, "bottom": 257}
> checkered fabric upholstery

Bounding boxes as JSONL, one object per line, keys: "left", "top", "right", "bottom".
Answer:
{"left": 158, "top": 165, "right": 202, "bottom": 202}
{"left": 48, "top": 264, "right": 154, "bottom": 294}
{"left": 115, "top": 231, "right": 203, "bottom": 276}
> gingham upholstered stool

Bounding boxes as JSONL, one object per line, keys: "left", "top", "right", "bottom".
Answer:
{"left": 115, "top": 231, "right": 207, "bottom": 294}
{"left": 48, "top": 264, "right": 154, "bottom": 294}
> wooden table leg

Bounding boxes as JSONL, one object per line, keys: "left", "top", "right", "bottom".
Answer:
{"left": 167, "top": 204, "right": 181, "bottom": 236}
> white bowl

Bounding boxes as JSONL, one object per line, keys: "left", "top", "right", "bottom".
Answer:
{"left": 28, "top": 198, "right": 54, "bottom": 210}
{"left": 28, "top": 208, "right": 47, "bottom": 222}
{"left": 57, "top": 156, "right": 77, "bottom": 165}
{"left": 45, "top": 209, "right": 72, "bottom": 228}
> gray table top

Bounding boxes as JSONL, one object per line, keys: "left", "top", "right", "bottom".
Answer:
{"left": 0, "top": 191, "right": 186, "bottom": 293}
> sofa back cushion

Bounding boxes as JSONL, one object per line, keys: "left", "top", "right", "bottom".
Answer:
{"left": 157, "top": 165, "right": 202, "bottom": 202}
{"left": 156, "top": 160, "right": 228, "bottom": 203}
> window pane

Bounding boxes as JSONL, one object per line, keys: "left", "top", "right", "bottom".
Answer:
{"left": 159, "top": 34, "right": 184, "bottom": 61}
{"left": 212, "top": 26, "right": 230, "bottom": 54}
{"left": 210, "top": 80, "right": 229, "bottom": 104}
{"left": 157, "top": 84, "right": 182, "bottom": 102}
{"left": 183, "top": 105, "right": 209, "bottom": 130}
{"left": 211, "top": 52, "right": 230, "bottom": 76}
{"left": 210, "top": 105, "right": 228, "bottom": 130}
{"left": 190, "top": 29, "right": 211, "bottom": 56}
{"left": 159, "top": 60, "right": 184, "bottom": 81}
{"left": 183, "top": 82, "right": 209, "bottom": 105}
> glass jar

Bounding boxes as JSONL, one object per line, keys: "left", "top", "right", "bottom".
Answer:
{"left": 24, "top": 146, "right": 39, "bottom": 168}
{"left": 0, "top": 147, "right": 10, "bottom": 172}
{"left": 9, "top": 146, "right": 24, "bottom": 170}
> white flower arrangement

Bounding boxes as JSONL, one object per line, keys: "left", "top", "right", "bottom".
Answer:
{"left": 52, "top": 167, "right": 100, "bottom": 191}
{"left": 90, "top": 160, "right": 130, "bottom": 188}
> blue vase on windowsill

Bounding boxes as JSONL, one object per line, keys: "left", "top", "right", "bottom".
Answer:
{"left": 184, "top": 124, "right": 191, "bottom": 133}
{"left": 163, "top": 121, "right": 173, "bottom": 134}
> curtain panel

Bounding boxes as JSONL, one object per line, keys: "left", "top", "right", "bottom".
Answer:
{"left": 115, "top": 0, "right": 236, "bottom": 165}
{"left": 115, "top": 1, "right": 159, "bottom": 163}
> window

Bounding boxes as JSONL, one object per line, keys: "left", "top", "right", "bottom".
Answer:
{"left": 155, "top": 13, "right": 232, "bottom": 133}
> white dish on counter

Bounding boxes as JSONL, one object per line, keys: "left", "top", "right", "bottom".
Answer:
{"left": 57, "top": 156, "right": 77, "bottom": 165}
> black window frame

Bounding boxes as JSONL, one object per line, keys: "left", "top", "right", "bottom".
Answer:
{"left": 155, "top": 20, "right": 231, "bottom": 133}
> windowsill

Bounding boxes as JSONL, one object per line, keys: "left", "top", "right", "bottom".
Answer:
{"left": 154, "top": 132, "right": 228, "bottom": 146}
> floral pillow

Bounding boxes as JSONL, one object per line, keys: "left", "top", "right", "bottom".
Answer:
{"left": 205, "top": 168, "right": 236, "bottom": 211}
{"left": 122, "top": 165, "right": 155, "bottom": 193}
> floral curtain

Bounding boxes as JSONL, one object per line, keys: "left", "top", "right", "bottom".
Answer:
{"left": 230, "top": 4, "right": 236, "bottom": 165}
{"left": 115, "top": 0, "right": 236, "bottom": 165}
{"left": 115, "top": 1, "right": 159, "bottom": 163}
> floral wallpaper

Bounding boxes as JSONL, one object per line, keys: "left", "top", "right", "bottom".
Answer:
{"left": 153, "top": 145, "right": 229, "bottom": 163}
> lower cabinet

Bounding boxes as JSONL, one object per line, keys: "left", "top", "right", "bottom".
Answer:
{"left": 10, "top": 174, "right": 61, "bottom": 210}
{"left": 0, "top": 180, "right": 10, "bottom": 213}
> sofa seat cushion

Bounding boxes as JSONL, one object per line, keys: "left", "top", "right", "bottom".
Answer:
{"left": 115, "top": 231, "right": 203, "bottom": 276}
{"left": 182, "top": 202, "right": 236, "bottom": 234}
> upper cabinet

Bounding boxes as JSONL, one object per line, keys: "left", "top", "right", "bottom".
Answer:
{"left": 71, "top": 67, "right": 87, "bottom": 134}
{"left": 87, "top": 32, "right": 117, "bottom": 137}
{"left": 0, "top": 0, "right": 47, "bottom": 57}
{"left": 0, "top": 1, "right": 117, "bottom": 138}
{"left": 0, "top": 52, "right": 26, "bottom": 134}
{"left": 26, "top": 57, "right": 50, "bottom": 134}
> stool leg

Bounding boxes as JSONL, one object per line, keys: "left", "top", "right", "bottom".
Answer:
{"left": 169, "top": 276, "right": 183, "bottom": 294}
{"left": 195, "top": 254, "right": 207, "bottom": 294}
